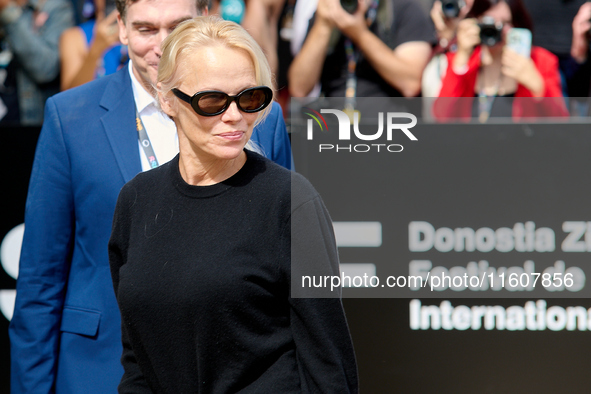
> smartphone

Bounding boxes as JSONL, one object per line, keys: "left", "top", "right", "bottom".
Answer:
{"left": 506, "top": 28, "right": 532, "bottom": 58}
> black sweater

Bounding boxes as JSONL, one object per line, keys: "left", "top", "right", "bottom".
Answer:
{"left": 109, "top": 151, "right": 358, "bottom": 393}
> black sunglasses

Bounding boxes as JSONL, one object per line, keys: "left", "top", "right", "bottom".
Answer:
{"left": 171, "top": 86, "right": 273, "bottom": 116}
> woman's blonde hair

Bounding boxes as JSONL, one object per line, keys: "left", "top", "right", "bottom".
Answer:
{"left": 157, "top": 16, "right": 274, "bottom": 127}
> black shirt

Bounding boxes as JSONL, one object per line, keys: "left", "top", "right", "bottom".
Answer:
{"left": 109, "top": 151, "right": 358, "bottom": 393}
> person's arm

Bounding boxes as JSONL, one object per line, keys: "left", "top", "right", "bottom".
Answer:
{"left": 290, "top": 0, "right": 432, "bottom": 97}
{"left": 242, "top": 0, "right": 284, "bottom": 78}
{"left": 287, "top": 175, "right": 358, "bottom": 393}
{"left": 346, "top": 29, "right": 432, "bottom": 97}
{"left": 432, "top": 46, "right": 481, "bottom": 120}
{"left": 571, "top": 2, "right": 591, "bottom": 64}
{"left": 436, "top": 18, "right": 480, "bottom": 99}
{"left": 430, "top": 0, "right": 469, "bottom": 48}
{"left": 109, "top": 184, "right": 152, "bottom": 393}
{"left": 518, "top": 47, "right": 569, "bottom": 114}
{"left": 450, "top": 18, "right": 480, "bottom": 71}
{"left": 60, "top": 11, "right": 121, "bottom": 90}
{"left": 438, "top": 45, "right": 480, "bottom": 98}
{"left": 287, "top": 0, "right": 334, "bottom": 97}
{"left": 339, "top": 0, "right": 433, "bottom": 97}
{"left": 0, "top": 0, "right": 74, "bottom": 83}
{"left": 59, "top": 27, "right": 87, "bottom": 90}
{"left": 9, "top": 97, "right": 74, "bottom": 393}
{"left": 502, "top": 47, "right": 545, "bottom": 97}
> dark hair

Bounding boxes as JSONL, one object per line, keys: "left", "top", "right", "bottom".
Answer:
{"left": 115, "top": 0, "right": 208, "bottom": 20}
{"left": 466, "top": 0, "right": 534, "bottom": 33}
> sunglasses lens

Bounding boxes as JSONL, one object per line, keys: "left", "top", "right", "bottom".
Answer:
{"left": 196, "top": 93, "right": 228, "bottom": 115}
{"left": 184, "top": 87, "right": 271, "bottom": 116}
{"left": 238, "top": 88, "right": 268, "bottom": 112}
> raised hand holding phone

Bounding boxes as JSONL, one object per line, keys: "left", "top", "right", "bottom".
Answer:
{"left": 502, "top": 28, "right": 544, "bottom": 96}
{"left": 506, "top": 27, "right": 531, "bottom": 57}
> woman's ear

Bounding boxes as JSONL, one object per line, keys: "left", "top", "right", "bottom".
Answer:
{"left": 158, "top": 83, "right": 177, "bottom": 118}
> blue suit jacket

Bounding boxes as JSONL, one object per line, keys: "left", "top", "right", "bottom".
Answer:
{"left": 9, "top": 65, "right": 293, "bottom": 393}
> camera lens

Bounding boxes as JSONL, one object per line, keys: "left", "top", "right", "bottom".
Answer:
{"left": 340, "top": 0, "right": 357, "bottom": 13}
{"left": 478, "top": 17, "right": 503, "bottom": 46}
{"left": 441, "top": 0, "right": 461, "bottom": 19}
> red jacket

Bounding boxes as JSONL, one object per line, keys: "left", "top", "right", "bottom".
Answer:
{"left": 434, "top": 46, "right": 569, "bottom": 120}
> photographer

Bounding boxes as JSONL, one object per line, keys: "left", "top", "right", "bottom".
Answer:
{"left": 570, "top": 1, "right": 591, "bottom": 65}
{"left": 431, "top": 0, "right": 472, "bottom": 49}
{"left": 288, "top": 0, "right": 434, "bottom": 99}
{"left": 422, "top": 0, "right": 473, "bottom": 97}
{"left": 436, "top": 0, "right": 568, "bottom": 120}
{"left": 0, "top": 0, "right": 74, "bottom": 124}
{"left": 522, "top": 0, "right": 589, "bottom": 105}
{"left": 59, "top": 0, "right": 125, "bottom": 91}
{"left": 568, "top": 1, "right": 591, "bottom": 104}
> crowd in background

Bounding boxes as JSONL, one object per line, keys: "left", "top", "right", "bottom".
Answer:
{"left": 2, "top": 0, "right": 591, "bottom": 126}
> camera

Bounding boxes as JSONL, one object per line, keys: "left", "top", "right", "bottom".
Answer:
{"left": 340, "top": 0, "right": 358, "bottom": 14}
{"left": 478, "top": 16, "right": 503, "bottom": 46}
{"left": 440, "top": 0, "right": 465, "bottom": 19}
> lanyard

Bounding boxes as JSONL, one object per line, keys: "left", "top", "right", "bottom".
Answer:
{"left": 477, "top": 67, "right": 504, "bottom": 123}
{"left": 477, "top": 95, "right": 495, "bottom": 123}
{"left": 135, "top": 107, "right": 159, "bottom": 169}
{"left": 343, "top": 0, "right": 380, "bottom": 109}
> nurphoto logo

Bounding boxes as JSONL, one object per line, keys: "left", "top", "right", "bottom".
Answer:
{"left": 303, "top": 108, "right": 418, "bottom": 153}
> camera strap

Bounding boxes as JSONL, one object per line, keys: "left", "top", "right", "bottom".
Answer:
{"left": 343, "top": 0, "right": 380, "bottom": 122}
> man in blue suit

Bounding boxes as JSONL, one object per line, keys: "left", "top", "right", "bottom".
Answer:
{"left": 9, "top": 0, "right": 293, "bottom": 392}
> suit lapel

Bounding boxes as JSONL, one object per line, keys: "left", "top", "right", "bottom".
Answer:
{"left": 100, "top": 65, "right": 142, "bottom": 183}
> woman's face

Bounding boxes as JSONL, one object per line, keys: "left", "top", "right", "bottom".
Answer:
{"left": 165, "top": 45, "right": 259, "bottom": 163}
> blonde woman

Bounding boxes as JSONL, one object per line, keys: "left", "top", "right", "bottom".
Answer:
{"left": 109, "top": 16, "right": 358, "bottom": 393}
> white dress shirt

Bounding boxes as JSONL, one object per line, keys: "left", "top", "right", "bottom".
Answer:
{"left": 129, "top": 62, "right": 179, "bottom": 172}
